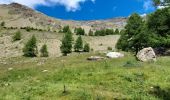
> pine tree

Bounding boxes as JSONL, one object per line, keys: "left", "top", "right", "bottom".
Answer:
{"left": 88, "top": 29, "right": 94, "bottom": 36}
{"left": 13, "top": 31, "right": 21, "bottom": 41}
{"left": 62, "top": 26, "right": 70, "bottom": 33}
{"left": 40, "top": 44, "right": 49, "bottom": 57}
{"left": 74, "top": 35, "right": 83, "bottom": 52}
{"left": 60, "top": 30, "right": 73, "bottom": 56}
{"left": 116, "top": 13, "right": 144, "bottom": 53}
{"left": 84, "top": 43, "right": 90, "bottom": 52}
{"left": 0, "top": 21, "right": 5, "bottom": 27}
{"left": 76, "top": 27, "right": 85, "bottom": 35}
{"left": 114, "top": 29, "right": 119, "bottom": 34}
{"left": 23, "top": 35, "right": 37, "bottom": 57}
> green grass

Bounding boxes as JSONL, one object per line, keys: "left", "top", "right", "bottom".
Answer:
{"left": 0, "top": 53, "right": 170, "bottom": 100}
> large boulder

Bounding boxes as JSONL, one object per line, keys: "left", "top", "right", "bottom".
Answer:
{"left": 137, "top": 47, "right": 156, "bottom": 62}
{"left": 106, "top": 52, "right": 124, "bottom": 58}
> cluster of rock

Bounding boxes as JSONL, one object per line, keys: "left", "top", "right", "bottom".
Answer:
{"left": 87, "top": 52, "right": 124, "bottom": 61}
{"left": 87, "top": 47, "right": 158, "bottom": 62}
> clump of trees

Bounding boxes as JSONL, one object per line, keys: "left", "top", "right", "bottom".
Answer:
{"left": 91, "top": 28, "right": 119, "bottom": 36}
{"left": 60, "top": 26, "right": 90, "bottom": 55}
{"left": 62, "top": 26, "right": 70, "bottom": 33}
{"left": 23, "top": 35, "right": 49, "bottom": 57}
{"left": 116, "top": 6, "right": 170, "bottom": 54}
{"left": 13, "top": 31, "right": 21, "bottom": 41}
{"left": 74, "top": 27, "right": 85, "bottom": 35}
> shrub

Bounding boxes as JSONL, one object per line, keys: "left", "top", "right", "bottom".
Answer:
{"left": 13, "top": 31, "right": 21, "bottom": 41}
{"left": 84, "top": 43, "right": 90, "bottom": 52}
{"left": 26, "top": 27, "right": 31, "bottom": 32}
{"left": 107, "top": 47, "right": 112, "bottom": 51}
{"left": 40, "top": 44, "right": 49, "bottom": 57}
{"left": 0, "top": 21, "right": 5, "bottom": 27}
{"left": 23, "top": 35, "right": 38, "bottom": 57}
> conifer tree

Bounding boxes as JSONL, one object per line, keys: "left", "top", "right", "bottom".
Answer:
{"left": 23, "top": 35, "right": 37, "bottom": 57}
{"left": 74, "top": 35, "right": 83, "bottom": 52}
{"left": 40, "top": 44, "right": 49, "bottom": 57}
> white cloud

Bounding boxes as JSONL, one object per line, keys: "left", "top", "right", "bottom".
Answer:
{"left": 143, "top": 0, "right": 154, "bottom": 11}
{"left": 0, "top": 0, "right": 95, "bottom": 12}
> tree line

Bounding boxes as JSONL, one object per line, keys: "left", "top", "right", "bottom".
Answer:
{"left": 116, "top": 6, "right": 170, "bottom": 54}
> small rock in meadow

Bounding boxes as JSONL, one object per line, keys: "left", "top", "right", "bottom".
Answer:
{"left": 42, "top": 70, "right": 48, "bottom": 72}
{"left": 8, "top": 67, "right": 13, "bottom": 71}
{"left": 106, "top": 52, "right": 124, "bottom": 58}
{"left": 87, "top": 56, "right": 105, "bottom": 61}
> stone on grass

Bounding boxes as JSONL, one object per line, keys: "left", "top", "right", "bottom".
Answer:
{"left": 106, "top": 52, "right": 124, "bottom": 58}
{"left": 87, "top": 56, "right": 105, "bottom": 61}
{"left": 137, "top": 47, "right": 156, "bottom": 62}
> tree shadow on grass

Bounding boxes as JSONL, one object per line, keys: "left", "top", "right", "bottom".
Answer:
{"left": 149, "top": 86, "right": 170, "bottom": 100}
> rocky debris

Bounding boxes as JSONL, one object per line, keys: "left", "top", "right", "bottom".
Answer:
{"left": 106, "top": 52, "right": 124, "bottom": 58}
{"left": 137, "top": 47, "right": 156, "bottom": 62}
{"left": 8, "top": 67, "right": 13, "bottom": 71}
{"left": 42, "top": 70, "right": 48, "bottom": 72}
{"left": 87, "top": 56, "right": 105, "bottom": 61}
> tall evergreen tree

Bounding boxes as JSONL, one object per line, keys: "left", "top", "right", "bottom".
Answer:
{"left": 60, "top": 30, "right": 73, "bottom": 56}
{"left": 74, "top": 35, "right": 83, "bottom": 52}
{"left": 40, "top": 44, "right": 49, "bottom": 57}
{"left": 116, "top": 13, "right": 144, "bottom": 54}
{"left": 88, "top": 29, "right": 94, "bottom": 36}
{"left": 23, "top": 35, "right": 37, "bottom": 57}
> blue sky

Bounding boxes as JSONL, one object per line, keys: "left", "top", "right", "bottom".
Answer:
{"left": 0, "top": 0, "right": 155, "bottom": 20}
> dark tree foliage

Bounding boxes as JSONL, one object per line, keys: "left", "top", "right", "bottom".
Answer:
{"left": 114, "top": 29, "right": 120, "bottom": 34}
{"left": 62, "top": 26, "right": 70, "bottom": 33}
{"left": 88, "top": 29, "right": 94, "bottom": 36}
{"left": 23, "top": 35, "right": 37, "bottom": 57}
{"left": 105, "top": 29, "right": 114, "bottom": 35}
{"left": 13, "top": 31, "right": 21, "bottom": 41}
{"left": 40, "top": 44, "right": 49, "bottom": 57}
{"left": 75, "top": 27, "right": 85, "bottom": 35}
{"left": 0, "top": 21, "right": 5, "bottom": 27}
{"left": 60, "top": 30, "right": 73, "bottom": 56}
{"left": 84, "top": 43, "right": 90, "bottom": 52}
{"left": 116, "top": 13, "right": 145, "bottom": 54}
{"left": 117, "top": 7, "right": 170, "bottom": 54}
{"left": 74, "top": 35, "right": 83, "bottom": 52}
{"left": 147, "top": 7, "right": 170, "bottom": 48}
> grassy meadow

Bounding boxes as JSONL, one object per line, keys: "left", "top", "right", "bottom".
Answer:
{"left": 0, "top": 52, "right": 170, "bottom": 100}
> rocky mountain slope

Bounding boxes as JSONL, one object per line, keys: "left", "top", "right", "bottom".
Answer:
{"left": 0, "top": 3, "right": 127, "bottom": 32}
{"left": 0, "top": 3, "right": 126, "bottom": 58}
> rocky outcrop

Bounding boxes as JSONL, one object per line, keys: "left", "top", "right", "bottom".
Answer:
{"left": 137, "top": 47, "right": 156, "bottom": 62}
